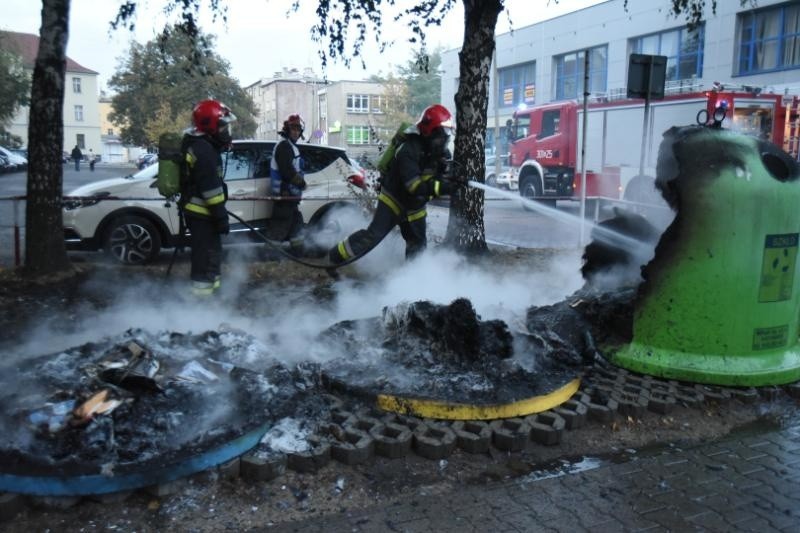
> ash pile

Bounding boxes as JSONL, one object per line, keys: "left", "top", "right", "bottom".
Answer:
{"left": 320, "top": 296, "right": 594, "bottom": 404}
{"left": 0, "top": 328, "right": 325, "bottom": 479}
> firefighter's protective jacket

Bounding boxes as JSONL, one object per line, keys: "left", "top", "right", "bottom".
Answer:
{"left": 270, "top": 138, "right": 304, "bottom": 197}
{"left": 181, "top": 136, "right": 227, "bottom": 221}
{"left": 379, "top": 133, "right": 454, "bottom": 216}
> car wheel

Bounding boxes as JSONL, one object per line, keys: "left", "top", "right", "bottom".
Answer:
{"left": 520, "top": 177, "right": 552, "bottom": 210}
{"left": 104, "top": 215, "right": 162, "bottom": 265}
{"left": 486, "top": 174, "right": 497, "bottom": 188}
{"left": 305, "top": 202, "right": 366, "bottom": 251}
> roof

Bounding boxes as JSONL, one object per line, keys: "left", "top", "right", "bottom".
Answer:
{"left": 0, "top": 30, "right": 97, "bottom": 75}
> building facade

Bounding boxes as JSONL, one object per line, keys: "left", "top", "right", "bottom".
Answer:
{"left": 245, "top": 68, "right": 328, "bottom": 142}
{"left": 319, "top": 80, "right": 388, "bottom": 160}
{"left": 0, "top": 31, "right": 102, "bottom": 157}
{"left": 441, "top": 0, "right": 800, "bottom": 152}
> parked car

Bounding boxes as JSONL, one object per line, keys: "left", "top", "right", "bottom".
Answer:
{"left": 0, "top": 153, "right": 11, "bottom": 173}
{"left": 484, "top": 155, "right": 516, "bottom": 190}
{"left": 136, "top": 153, "right": 158, "bottom": 169}
{"left": 63, "top": 140, "right": 370, "bottom": 265}
{"left": 0, "top": 146, "right": 28, "bottom": 171}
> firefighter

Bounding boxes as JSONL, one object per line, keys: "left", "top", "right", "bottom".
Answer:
{"left": 328, "top": 104, "right": 460, "bottom": 265}
{"left": 181, "top": 98, "right": 237, "bottom": 296}
{"left": 270, "top": 113, "right": 307, "bottom": 254}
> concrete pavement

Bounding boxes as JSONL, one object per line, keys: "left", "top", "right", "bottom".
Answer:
{"left": 273, "top": 422, "right": 800, "bottom": 532}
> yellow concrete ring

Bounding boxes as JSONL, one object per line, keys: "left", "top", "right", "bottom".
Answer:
{"left": 376, "top": 377, "right": 581, "bottom": 420}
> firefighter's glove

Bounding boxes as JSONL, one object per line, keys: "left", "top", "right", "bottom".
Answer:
{"left": 291, "top": 172, "right": 307, "bottom": 191}
{"left": 215, "top": 216, "right": 230, "bottom": 235}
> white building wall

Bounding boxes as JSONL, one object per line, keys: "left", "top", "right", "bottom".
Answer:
{"left": 8, "top": 69, "right": 101, "bottom": 155}
{"left": 441, "top": 0, "right": 798, "bottom": 130}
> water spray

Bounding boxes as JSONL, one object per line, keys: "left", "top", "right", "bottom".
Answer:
{"left": 466, "top": 180, "right": 649, "bottom": 256}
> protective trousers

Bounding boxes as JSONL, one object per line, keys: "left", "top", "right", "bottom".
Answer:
{"left": 330, "top": 198, "right": 427, "bottom": 264}
{"left": 185, "top": 213, "right": 222, "bottom": 295}
{"left": 272, "top": 200, "right": 305, "bottom": 252}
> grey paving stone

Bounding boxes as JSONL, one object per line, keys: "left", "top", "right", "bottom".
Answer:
{"left": 640, "top": 508, "right": 697, "bottom": 530}
{"left": 685, "top": 510, "right": 732, "bottom": 530}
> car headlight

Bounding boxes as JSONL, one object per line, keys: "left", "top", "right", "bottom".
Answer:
{"left": 63, "top": 192, "right": 110, "bottom": 211}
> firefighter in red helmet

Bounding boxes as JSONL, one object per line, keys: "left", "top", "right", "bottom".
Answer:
{"left": 328, "top": 104, "right": 461, "bottom": 265}
{"left": 181, "top": 98, "right": 237, "bottom": 296}
{"left": 270, "top": 113, "right": 307, "bottom": 254}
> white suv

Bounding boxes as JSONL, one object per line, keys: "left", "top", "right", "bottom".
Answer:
{"left": 63, "top": 140, "right": 372, "bottom": 265}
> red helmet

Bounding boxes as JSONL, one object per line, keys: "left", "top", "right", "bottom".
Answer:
{"left": 283, "top": 114, "right": 305, "bottom": 134}
{"left": 192, "top": 99, "right": 236, "bottom": 135}
{"left": 416, "top": 104, "right": 453, "bottom": 137}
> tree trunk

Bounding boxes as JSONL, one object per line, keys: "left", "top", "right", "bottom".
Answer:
{"left": 443, "top": 0, "right": 502, "bottom": 254}
{"left": 24, "top": 0, "right": 71, "bottom": 276}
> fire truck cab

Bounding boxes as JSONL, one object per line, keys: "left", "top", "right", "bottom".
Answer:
{"left": 509, "top": 86, "right": 800, "bottom": 205}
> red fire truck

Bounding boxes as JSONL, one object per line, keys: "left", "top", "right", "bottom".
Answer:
{"left": 508, "top": 85, "right": 800, "bottom": 205}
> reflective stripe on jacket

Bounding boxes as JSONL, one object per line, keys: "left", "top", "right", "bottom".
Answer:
{"left": 182, "top": 136, "right": 225, "bottom": 217}
{"left": 270, "top": 139, "right": 303, "bottom": 197}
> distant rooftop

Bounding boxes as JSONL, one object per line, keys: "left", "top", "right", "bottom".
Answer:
{"left": 0, "top": 30, "right": 97, "bottom": 74}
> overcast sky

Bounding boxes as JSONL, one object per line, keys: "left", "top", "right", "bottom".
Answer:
{"left": 2, "top": 0, "right": 605, "bottom": 91}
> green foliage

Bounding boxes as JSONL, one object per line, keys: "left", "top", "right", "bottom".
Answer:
{"left": 397, "top": 48, "right": 442, "bottom": 120}
{"left": 0, "top": 45, "right": 31, "bottom": 128}
{"left": 108, "top": 25, "right": 256, "bottom": 147}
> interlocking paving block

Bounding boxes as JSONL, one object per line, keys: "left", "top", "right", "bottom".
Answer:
{"left": 695, "top": 384, "right": 731, "bottom": 403}
{"left": 241, "top": 450, "right": 287, "bottom": 482}
{"left": 648, "top": 390, "right": 677, "bottom": 414}
{"left": 524, "top": 411, "right": 566, "bottom": 445}
{"left": 381, "top": 412, "right": 425, "bottom": 431}
{"left": 321, "top": 393, "right": 345, "bottom": 411}
{"left": 451, "top": 420, "right": 492, "bottom": 454}
{"left": 784, "top": 381, "right": 800, "bottom": 399}
{"left": 489, "top": 418, "right": 531, "bottom": 451}
{"left": 330, "top": 427, "right": 374, "bottom": 466}
{"left": 553, "top": 398, "right": 588, "bottom": 429}
{"left": 581, "top": 388, "right": 619, "bottom": 422}
{"left": 346, "top": 415, "right": 384, "bottom": 435}
{"left": 672, "top": 383, "right": 705, "bottom": 407}
{"left": 370, "top": 422, "right": 413, "bottom": 459}
{"left": 728, "top": 387, "right": 760, "bottom": 404}
{"left": 0, "top": 492, "right": 23, "bottom": 522}
{"left": 757, "top": 386, "right": 782, "bottom": 401}
{"left": 217, "top": 457, "right": 241, "bottom": 480}
{"left": 622, "top": 373, "right": 654, "bottom": 390}
{"left": 613, "top": 389, "right": 650, "bottom": 418}
{"left": 330, "top": 408, "right": 357, "bottom": 427}
{"left": 413, "top": 423, "right": 457, "bottom": 459}
{"left": 287, "top": 435, "right": 331, "bottom": 473}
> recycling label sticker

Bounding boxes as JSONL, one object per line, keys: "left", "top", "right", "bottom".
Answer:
{"left": 753, "top": 325, "right": 789, "bottom": 351}
{"left": 759, "top": 233, "right": 798, "bottom": 303}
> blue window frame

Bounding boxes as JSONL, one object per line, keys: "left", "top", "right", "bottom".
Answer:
{"left": 554, "top": 46, "right": 607, "bottom": 101}
{"left": 737, "top": 2, "right": 800, "bottom": 74}
{"left": 497, "top": 61, "right": 536, "bottom": 108}
{"left": 631, "top": 25, "right": 704, "bottom": 81}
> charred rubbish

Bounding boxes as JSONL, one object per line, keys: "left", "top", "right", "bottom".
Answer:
{"left": 0, "top": 328, "right": 326, "bottom": 492}
{"left": 320, "top": 298, "right": 578, "bottom": 405}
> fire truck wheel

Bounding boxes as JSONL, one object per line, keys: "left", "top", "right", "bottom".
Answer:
{"left": 520, "top": 177, "right": 548, "bottom": 210}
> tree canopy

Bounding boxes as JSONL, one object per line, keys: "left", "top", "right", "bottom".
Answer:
{"left": 108, "top": 25, "right": 256, "bottom": 147}
{"left": 0, "top": 41, "right": 31, "bottom": 146}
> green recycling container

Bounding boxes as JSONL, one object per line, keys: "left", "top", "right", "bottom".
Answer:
{"left": 612, "top": 125, "right": 800, "bottom": 386}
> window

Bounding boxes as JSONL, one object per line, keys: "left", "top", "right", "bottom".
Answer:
{"left": 74, "top": 105, "right": 84, "bottom": 121}
{"left": 540, "top": 110, "right": 561, "bottom": 138}
{"left": 72, "top": 77, "right": 81, "bottom": 93}
{"left": 346, "top": 94, "right": 369, "bottom": 113}
{"left": 631, "top": 25, "right": 704, "bottom": 81}
{"left": 554, "top": 46, "right": 608, "bottom": 100}
{"left": 497, "top": 61, "right": 536, "bottom": 108}
{"left": 76, "top": 134, "right": 85, "bottom": 150}
{"left": 300, "top": 145, "right": 345, "bottom": 173}
{"left": 346, "top": 126, "right": 371, "bottom": 145}
{"left": 370, "top": 95, "right": 386, "bottom": 114}
{"left": 226, "top": 148, "right": 254, "bottom": 180}
{"left": 107, "top": 128, "right": 114, "bottom": 135}
{"left": 737, "top": 3, "right": 800, "bottom": 74}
